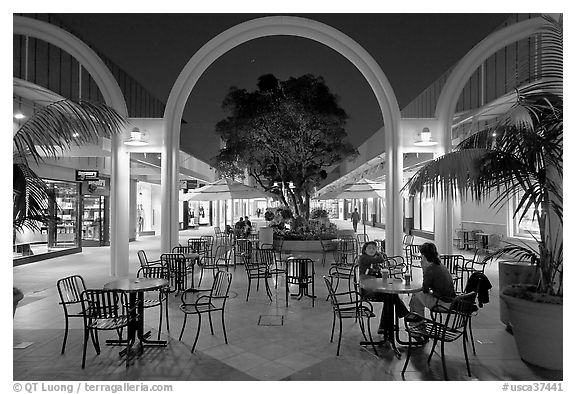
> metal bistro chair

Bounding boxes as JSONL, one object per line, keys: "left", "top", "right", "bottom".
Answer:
{"left": 200, "top": 235, "right": 214, "bottom": 262}
{"left": 327, "top": 258, "right": 356, "bottom": 300}
{"left": 161, "top": 252, "right": 189, "bottom": 295}
{"left": 173, "top": 244, "right": 201, "bottom": 287}
{"left": 404, "top": 244, "right": 422, "bottom": 274}
{"left": 335, "top": 238, "right": 356, "bottom": 266}
{"left": 320, "top": 238, "right": 337, "bottom": 266}
{"left": 384, "top": 255, "right": 409, "bottom": 279}
{"left": 234, "top": 238, "right": 252, "bottom": 265}
{"left": 137, "top": 250, "right": 162, "bottom": 269}
{"left": 440, "top": 254, "right": 466, "bottom": 293}
{"left": 137, "top": 264, "right": 170, "bottom": 339}
{"left": 80, "top": 289, "right": 134, "bottom": 368}
{"left": 178, "top": 270, "right": 232, "bottom": 352}
{"left": 285, "top": 257, "right": 315, "bottom": 307}
{"left": 57, "top": 275, "right": 87, "bottom": 354}
{"left": 402, "top": 234, "right": 414, "bottom": 246}
{"left": 243, "top": 253, "right": 272, "bottom": 302}
{"left": 198, "top": 244, "right": 233, "bottom": 287}
{"left": 402, "top": 292, "right": 478, "bottom": 380}
{"left": 258, "top": 247, "right": 286, "bottom": 290}
{"left": 323, "top": 276, "right": 378, "bottom": 356}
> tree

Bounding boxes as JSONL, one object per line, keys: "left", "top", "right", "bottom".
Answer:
{"left": 13, "top": 99, "right": 127, "bottom": 232}
{"left": 212, "top": 74, "right": 358, "bottom": 218}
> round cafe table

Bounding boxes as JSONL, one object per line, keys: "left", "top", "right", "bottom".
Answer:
{"left": 358, "top": 276, "right": 422, "bottom": 359}
{"left": 104, "top": 277, "right": 169, "bottom": 353}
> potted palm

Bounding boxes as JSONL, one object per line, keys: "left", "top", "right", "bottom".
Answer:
{"left": 13, "top": 97, "right": 126, "bottom": 314}
{"left": 403, "top": 16, "right": 562, "bottom": 370}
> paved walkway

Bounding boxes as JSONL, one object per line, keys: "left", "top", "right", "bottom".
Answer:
{"left": 12, "top": 220, "right": 562, "bottom": 381}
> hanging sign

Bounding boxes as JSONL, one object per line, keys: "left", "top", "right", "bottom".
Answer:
{"left": 76, "top": 170, "right": 99, "bottom": 181}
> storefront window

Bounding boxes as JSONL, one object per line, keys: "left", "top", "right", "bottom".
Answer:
{"left": 13, "top": 179, "right": 80, "bottom": 260}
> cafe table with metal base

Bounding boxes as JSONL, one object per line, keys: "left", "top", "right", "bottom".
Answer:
{"left": 103, "top": 278, "right": 169, "bottom": 356}
{"left": 358, "top": 276, "right": 422, "bottom": 359}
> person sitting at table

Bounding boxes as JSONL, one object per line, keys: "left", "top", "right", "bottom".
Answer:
{"left": 358, "top": 241, "right": 409, "bottom": 334}
{"left": 408, "top": 242, "right": 456, "bottom": 332}
{"left": 244, "top": 216, "right": 252, "bottom": 236}
{"left": 234, "top": 217, "right": 246, "bottom": 238}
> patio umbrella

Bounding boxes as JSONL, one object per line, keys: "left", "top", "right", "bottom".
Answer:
{"left": 334, "top": 179, "right": 386, "bottom": 236}
{"left": 312, "top": 188, "right": 344, "bottom": 200}
{"left": 181, "top": 178, "right": 270, "bottom": 226}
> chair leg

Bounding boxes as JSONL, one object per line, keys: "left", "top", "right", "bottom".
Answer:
{"left": 93, "top": 330, "right": 101, "bottom": 354}
{"left": 208, "top": 311, "right": 214, "bottom": 335}
{"left": 366, "top": 316, "right": 378, "bottom": 357}
{"left": 330, "top": 312, "right": 336, "bottom": 342}
{"left": 441, "top": 340, "right": 448, "bottom": 380}
{"left": 264, "top": 276, "right": 273, "bottom": 302}
{"left": 61, "top": 315, "right": 69, "bottom": 354}
{"left": 81, "top": 328, "right": 90, "bottom": 369}
{"left": 191, "top": 314, "right": 202, "bottom": 353}
{"left": 285, "top": 280, "right": 289, "bottom": 307}
{"left": 198, "top": 269, "right": 204, "bottom": 287}
{"left": 221, "top": 310, "right": 228, "bottom": 344}
{"left": 336, "top": 317, "right": 343, "bottom": 356}
{"left": 158, "top": 302, "right": 163, "bottom": 340}
{"left": 468, "top": 319, "right": 476, "bottom": 355}
{"left": 246, "top": 278, "right": 251, "bottom": 302}
{"left": 463, "top": 333, "right": 472, "bottom": 377}
{"left": 427, "top": 338, "right": 439, "bottom": 363}
{"left": 402, "top": 336, "right": 413, "bottom": 375}
{"left": 165, "top": 296, "right": 170, "bottom": 332}
{"left": 178, "top": 314, "right": 188, "bottom": 341}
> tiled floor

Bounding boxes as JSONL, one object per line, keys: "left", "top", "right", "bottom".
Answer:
{"left": 13, "top": 220, "right": 563, "bottom": 381}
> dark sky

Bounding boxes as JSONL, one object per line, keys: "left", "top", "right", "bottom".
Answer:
{"left": 54, "top": 13, "right": 510, "bottom": 163}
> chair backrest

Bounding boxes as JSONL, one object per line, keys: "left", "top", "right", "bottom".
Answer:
{"left": 258, "top": 247, "right": 276, "bottom": 267}
{"left": 161, "top": 253, "right": 187, "bottom": 269}
{"left": 187, "top": 238, "right": 206, "bottom": 252}
{"left": 385, "top": 255, "right": 407, "bottom": 278}
{"left": 210, "top": 270, "right": 232, "bottom": 299}
{"left": 57, "top": 275, "right": 86, "bottom": 305}
{"left": 356, "top": 234, "right": 369, "bottom": 244}
{"left": 137, "top": 250, "right": 152, "bottom": 268}
{"left": 440, "top": 254, "right": 465, "bottom": 275}
{"left": 81, "top": 289, "right": 127, "bottom": 320}
{"left": 172, "top": 245, "right": 197, "bottom": 255}
{"left": 404, "top": 244, "right": 421, "bottom": 262}
{"left": 323, "top": 276, "right": 338, "bottom": 310}
{"left": 214, "top": 227, "right": 222, "bottom": 236}
{"left": 137, "top": 264, "right": 169, "bottom": 280}
{"left": 235, "top": 239, "right": 252, "bottom": 255}
{"left": 402, "top": 234, "right": 414, "bottom": 246}
{"left": 445, "top": 292, "right": 477, "bottom": 330}
{"left": 214, "top": 244, "right": 233, "bottom": 264}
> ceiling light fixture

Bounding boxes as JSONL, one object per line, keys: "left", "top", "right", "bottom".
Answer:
{"left": 124, "top": 127, "right": 149, "bottom": 146}
{"left": 414, "top": 127, "right": 438, "bottom": 146}
{"left": 14, "top": 112, "right": 25, "bottom": 120}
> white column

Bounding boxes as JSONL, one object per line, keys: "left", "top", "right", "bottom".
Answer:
{"left": 110, "top": 134, "right": 130, "bottom": 276}
{"left": 385, "top": 125, "right": 403, "bottom": 257}
{"left": 160, "top": 125, "right": 179, "bottom": 253}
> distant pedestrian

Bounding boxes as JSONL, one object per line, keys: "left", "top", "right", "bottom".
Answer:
{"left": 351, "top": 208, "right": 360, "bottom": 232}
{"left": 256, "top": 208, "right": 261, "bottom": 218}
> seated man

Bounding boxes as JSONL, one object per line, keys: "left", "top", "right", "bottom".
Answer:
{"left": 234, "top": 217, "right": 246, "bottom": 238}
{"left": 244, "top": 216, "right": 252, "bottom": 236}
{"left": 408, "top": 242, "right": 456, "bottom": 333}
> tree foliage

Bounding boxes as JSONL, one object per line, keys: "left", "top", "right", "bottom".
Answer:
{"left": 212, "top": 74, "right": 357, "bottom": 217}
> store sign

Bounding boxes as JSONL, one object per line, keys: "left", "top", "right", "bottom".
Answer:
{"left": 76, "top": 170, "right": 99, "bottom": 181}
{"left": 187, "top": 180, "right": 198, "bottom": 189}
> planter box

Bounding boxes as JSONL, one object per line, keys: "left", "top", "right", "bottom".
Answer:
{"left": 501, "top": 294, "right": 563, "bottom": 371}
{"left": 498, "top": 261, "right": 539, "bottom": 326}
{"left": 281, "top": 240, "right": 323, "bottom": 252}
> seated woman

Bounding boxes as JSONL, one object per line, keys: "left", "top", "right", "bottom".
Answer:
{"left": 358, "top": 241, "right": 409, "bottom": 334}
{"left": 408, "top": 242, "right": 456, "bottom": 332}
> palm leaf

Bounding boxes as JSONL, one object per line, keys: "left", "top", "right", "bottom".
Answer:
{"left": 13, "top": 99, "right": 127, "bottom": 167}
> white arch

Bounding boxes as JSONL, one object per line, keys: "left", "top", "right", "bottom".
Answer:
{"left": 13, "top": 16, "right": 131, "bottom": 276}
{"left": 162, "top": 16, "right": 404, "bottom": 255}
{"left": 434, "top": 17, "right": 549, "bottom": 253}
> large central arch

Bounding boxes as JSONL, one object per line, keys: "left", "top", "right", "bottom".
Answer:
{"left": 162, "top": 16, "right": 403, "bottom": 255}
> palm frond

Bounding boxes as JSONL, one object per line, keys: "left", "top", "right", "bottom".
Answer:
{"left": 13, "top": 162, "right": 53, "bottom": 232}
{"left": 13, "top": 99, "right": 127, "bottom": 166}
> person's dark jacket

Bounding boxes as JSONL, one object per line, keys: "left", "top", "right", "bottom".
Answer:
{"left": 465, "top": 271, "right": 493, "bottom": 307}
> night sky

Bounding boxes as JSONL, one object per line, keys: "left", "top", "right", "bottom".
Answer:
{"left": 53, "top": 13, "right": 510, "bottom": 163}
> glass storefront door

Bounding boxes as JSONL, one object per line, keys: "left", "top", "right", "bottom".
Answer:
{"left": 82, "top": 196, "right": 108, "bottom": 246}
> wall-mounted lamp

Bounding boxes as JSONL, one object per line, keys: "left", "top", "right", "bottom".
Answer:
{"left": 125, "top": 127, "right": 149, "bottom": 146}
{"left": 414, "top": 127, "right": 438, "bottom": 146}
